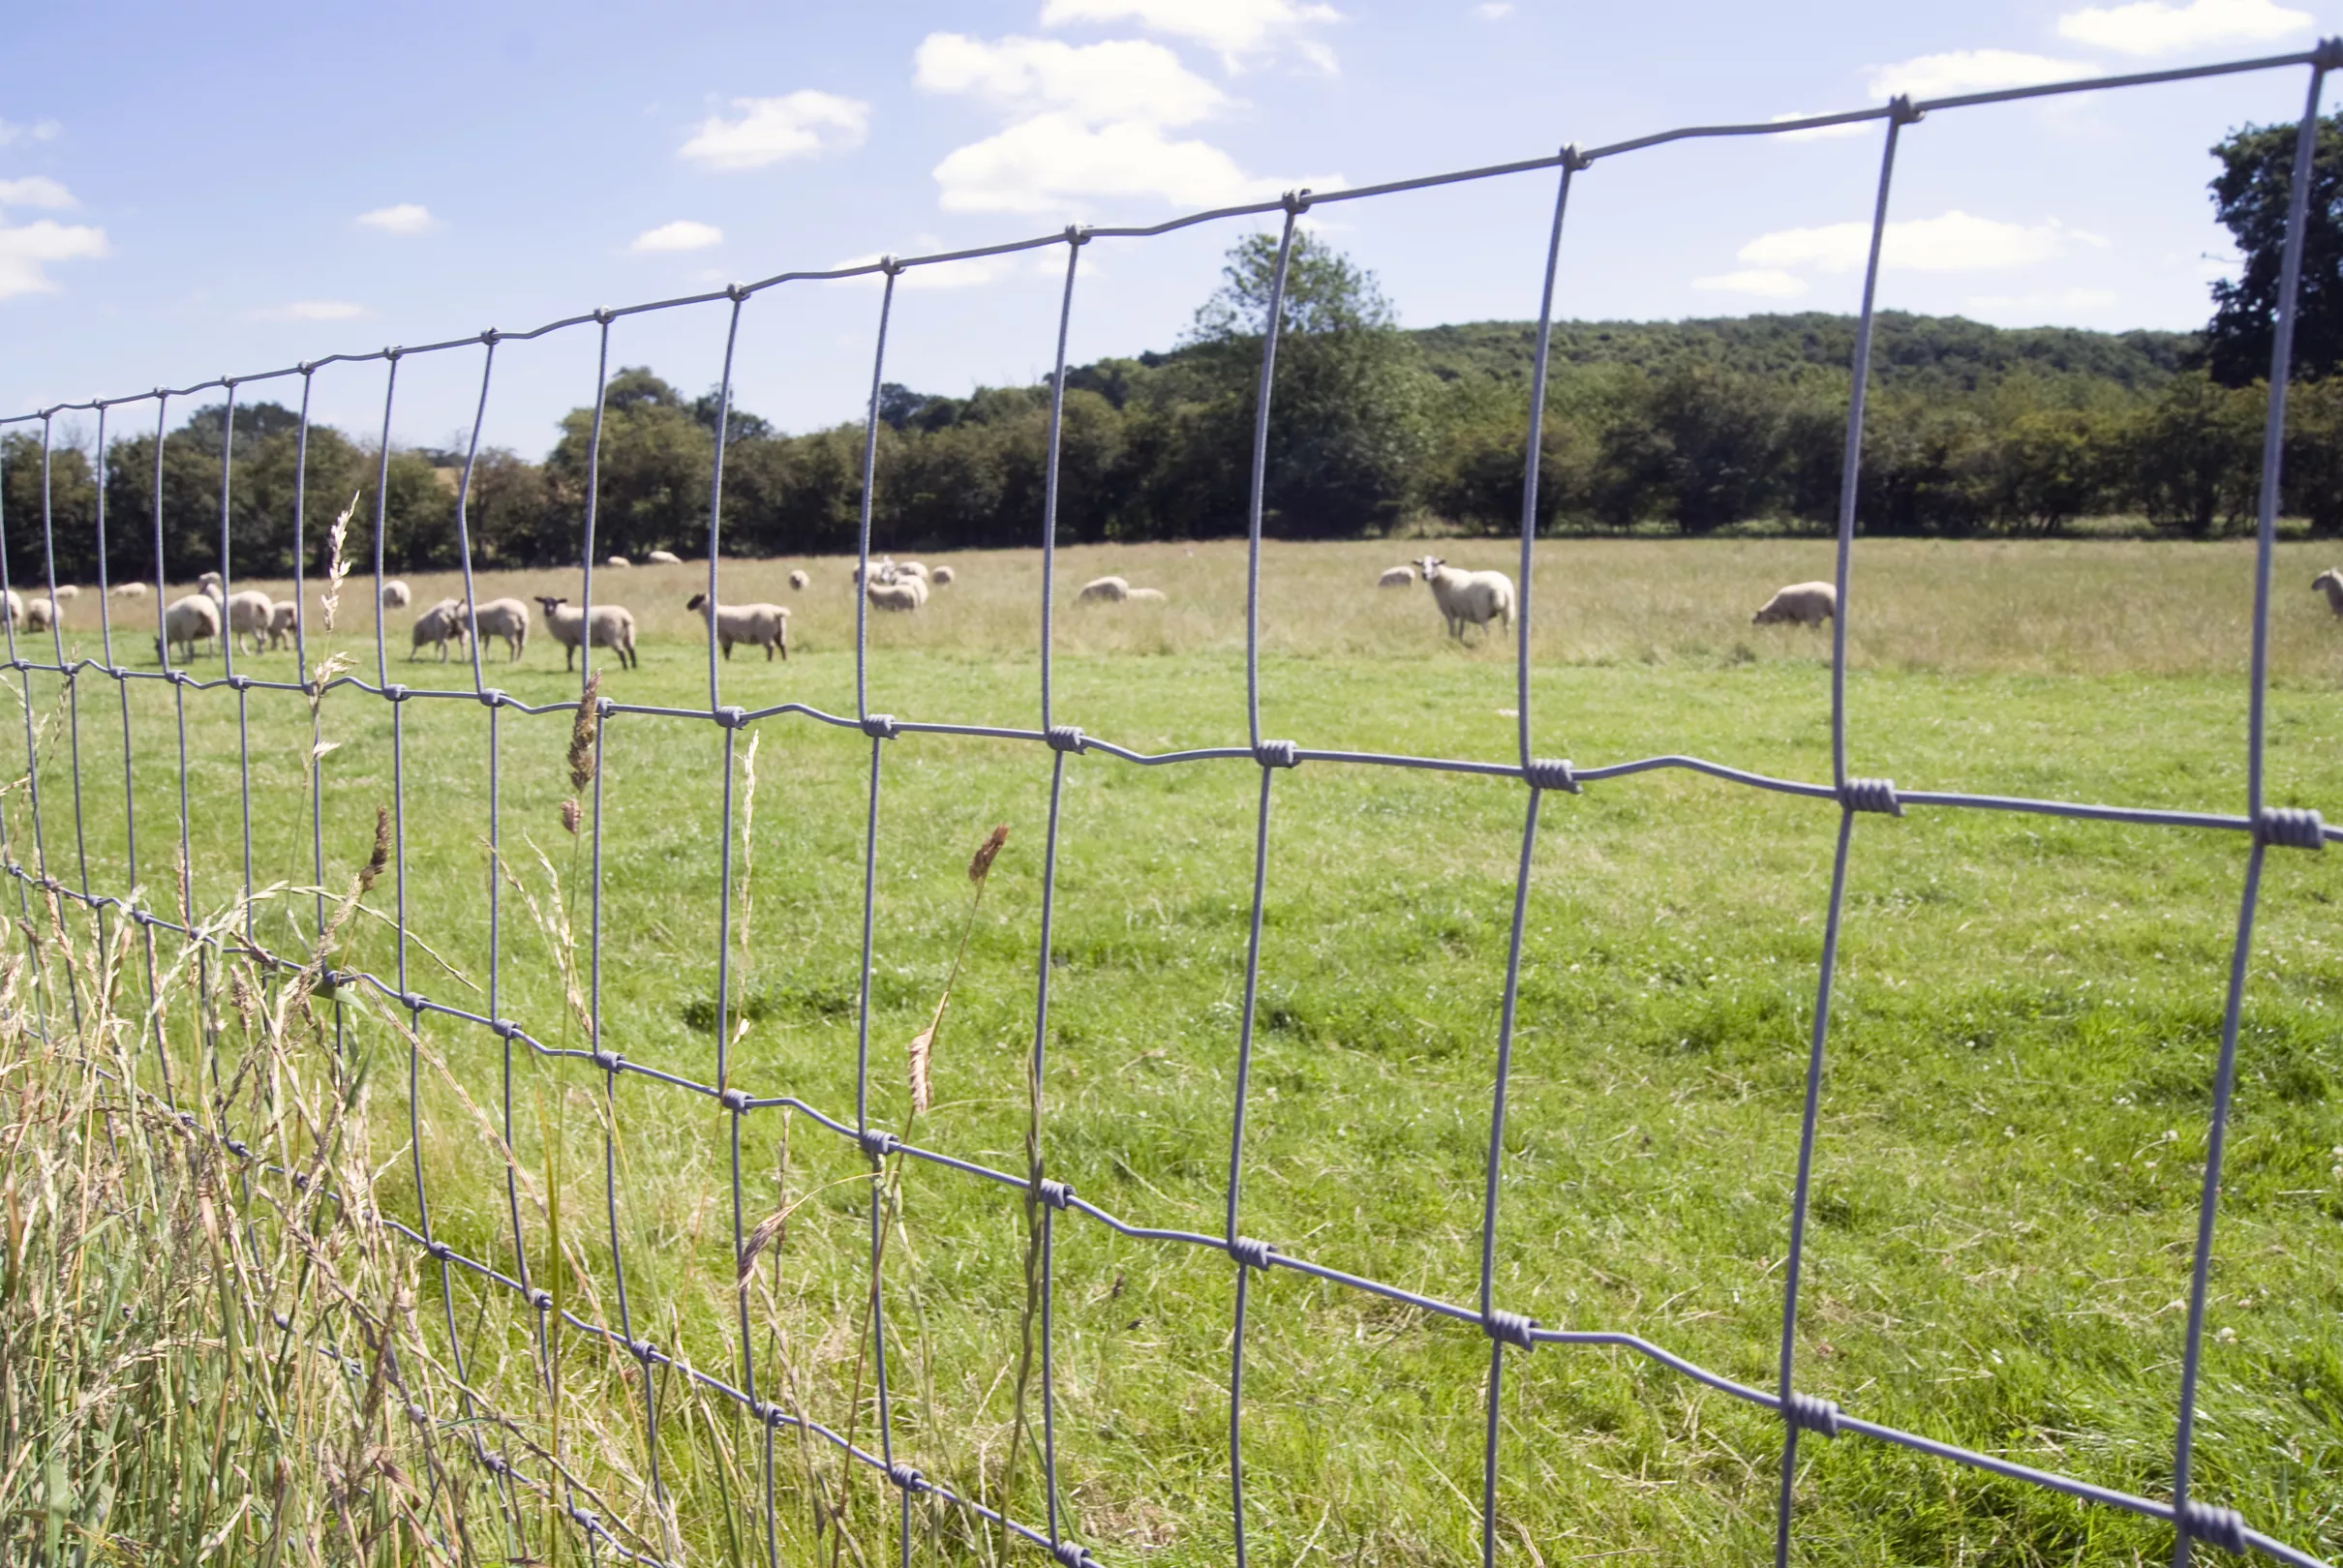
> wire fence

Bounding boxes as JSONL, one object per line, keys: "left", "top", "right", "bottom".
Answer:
{"left": 4, "top": 40, "right": 2341, "bottom": 1568}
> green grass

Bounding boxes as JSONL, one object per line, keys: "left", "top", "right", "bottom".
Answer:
{"left": 4, "top": 537, "right": 2341, "bottom": 1565}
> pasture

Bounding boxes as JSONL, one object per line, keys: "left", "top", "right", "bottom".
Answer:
{"left": 5, "top": 535, "right": 2342, "bottom": 1566}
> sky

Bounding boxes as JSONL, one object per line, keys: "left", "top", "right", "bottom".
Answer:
{"left": 1, "top": 0, "right": 2337, "bottom": 456}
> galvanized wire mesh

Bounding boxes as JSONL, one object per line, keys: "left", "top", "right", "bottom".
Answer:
{"left": 4, "top": 42, "right": 2342, "bottom": 1568}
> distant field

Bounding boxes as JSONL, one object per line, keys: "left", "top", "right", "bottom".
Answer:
{"left": 7, "top": 535, "right": 2341, "bottom": 1566}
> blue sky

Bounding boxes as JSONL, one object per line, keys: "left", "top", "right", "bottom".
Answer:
{"left": 2, "top": 0, "right": 2337, "bottom": 454}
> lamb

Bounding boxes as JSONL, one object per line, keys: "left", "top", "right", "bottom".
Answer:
{"left": 533, "top": 595, "right": 638, "bottom": 670}
{"left": 1077, "top": 575, "right": 1129, "bottom": 603}
{"left": 109, "top": 582, "right": 149, "bottom": 599}
{"left": 222, "top": 589, "right": 276, "bottom": 655}
{"left": 866, "top": 577, "right": 928, "bottom": 613}
{"left": 686, "top": 593, "right": 790, "bottom": 660}
{"left": 380, "top": 580, "right": 412, "bottom": 611}
{"left": 466, "top": 597, "right": 532, "bottom": 660}
{"left": 267, "top": 601, "right": 300, "bottom": 650}
{"left": 2314, "top": 568, "right": 2343, "bottom": 616}
{"left": 1750, "top": 581, "right": 1837, "bottom": 627}
{"left": 1378, "top": 566, "right": 1415, "bottom": 588}
{"left": 411, "top": 598, "right": 471, "bottom": 662}
{"left": 645, "top": 549, "right": 684, "bottom": 565}
{"left": 1127, "top": 588, "right": 1168, "bottom": 603}
{"left": 1412, "top": 557, "right": 1516, "bottom": 640}
{"left": 788, "top": 569, "right": 809, "bottom": 590}
{"left": 931, "top": 565, "right": 955, "bottom": 587}
{"left": 158, "top": 593, "right": 221, "bottom": 663}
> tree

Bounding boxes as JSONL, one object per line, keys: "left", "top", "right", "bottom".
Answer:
{"left": 545, "top": 368, "right": 715, "bottom": 559}
{"left": 2204, "top": 113, "right": 2343, "bottom": 387}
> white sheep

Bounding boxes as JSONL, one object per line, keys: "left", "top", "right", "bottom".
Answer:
{"left": 466, "top": 597, "right": 532, "bottom": 661}
{"left": 893, "top": 560, "right": 929, "bottom": 582}
{"left": 852, "top": 557, "right": 897, "bottom": 586}
{"left": 533, "top": 595, "right": 638, "bottom": 670}
{"left": 109, "top": 582, "right": 149, "bottom": 599}
{"left": 604, "top": 555, "right": 631, "bottom": 570}
{"left": 411, "top": 598, "right": 471, "bottom": 662}
{"left": 686, "top": 593, "right": 790, "bottom": 660}
{"left": 0, "top": 590, "right": 19, "bottom": 628}
{"left": 222, "top": 589, "right": 275, "bottom": 655}
{"left": 1378, "top": 566, "right": 1415, "bottom": 588}
{"left": 1750, "top": 581, "right": 1836, "bottom": 627}
{"left": 788, "top": 569, "right": 809, "bottom": 590}
{"left": 267, "top": 601, "right": 300, "bottom": 650}
{"left": 1077, "top": 575, "right": 1129, "bottom": 603}
{"left": 380, "top": 579, "right": 411, "bottom": 611}
{"left": 47, "top": 586, "right": 77, "bottom": 603}
{"left": 23, "top": 596, "right": 60, "bottom": 633}
{"left": 866, "top": 577, "right": 928, "bottom": 613}
{"left": 1127, "top": 587, "right": 1167, "bottom": 603}
{"left": 2314, "top": 568, "right": 2343, "bottom": 617}
{"left": 158, "top": 593, "right": 221, "bottom": 663}
{"left": 645, "top": 549, "right": 684, "bottom": 565}
{"left": 931, "top": 565, "right": 955, "bottom": 587}
{"left": 1412, "top": 557, "right": 1516, "bottom": 640}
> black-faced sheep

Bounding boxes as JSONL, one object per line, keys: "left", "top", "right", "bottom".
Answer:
{"left": 533, "top": 595, "right": 638, "bottom": 670}
{"left": 686, "top": 593, "right": 789, "bottom": 659}
{"left": 467, "top": 598, "right": 532, "bottom": 661}
{"left": 411, "top": 598, "right": 470, "bottom": 662}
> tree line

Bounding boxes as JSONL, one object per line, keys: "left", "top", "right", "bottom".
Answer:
{"left": 10, "top": 108, "right": 2343, "bottom": 583}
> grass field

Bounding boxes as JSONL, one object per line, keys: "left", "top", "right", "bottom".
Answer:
{"left": 4, "top": 535, "right": 2342, "bottom": 1566}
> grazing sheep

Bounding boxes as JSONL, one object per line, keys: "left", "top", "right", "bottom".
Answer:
{"left": 686, "top": 593, "right": 790, "bottom": 660}
{"left": 380, "top": 579, "right": 412, "bottom": 611}
{"left": 1378, "top": 566, "right": 1415, "bottom": 588}
{"left": 47, "top": 585, "right": 77, "bottom": 603}
{"left": 645, "top": 549, "right": 684, "bottom": 565}
{"left": 158, "top": 593, "right": 221, "bottom": 663}
{"left": 267, "top": 601, "right": 300, "bottom": 650}
{"left": 2315, "top": 568, "right": 2343, "bottom": 616}
{"left": 109, "top": 581, "right": 149, "bottom": 599}
{"left": 466, "top": 597, "right": 532, "bottom": 661}
{"left": 788, "top": 569, "right": 809, "bottom": 590}
{"left": 1077, "top": 575, "right": 1130, "bottom": 603}
{"left": 1750, "top": 581, "right": 1836, "bottom": 627}
{"left": 411, "top": 598, "right": 471, "bottom": 662}
{"left": 532, "top": 595, "right": 638, "bottom": 671}
{"left": 0, "top": 589, "right": 18, "bottom": 628}
{"left": 220, "top": 590, "right": 275, "bottom": 655}
{"left": 1411, "top": 557, "right": 1516, "bottom": 640}
{"left": 866, "top": 577, "right": 928, "bottom": 613}
{"left": 604, "top": 556, "right": 631, "bottom": 569}
{"left": 23, "top": 596, "right": 60, "bottom": 633}
{"left": 1127, "top": 587, "right": 1168, "bottom": 603}
{"left": 931, "top": 564, "right": 955, "bottom": 587}
{"left": 893, "top": 560, "right": 929, "bottom": 582}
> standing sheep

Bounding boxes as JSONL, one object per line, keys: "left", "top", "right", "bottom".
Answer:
{"left": 1750, "top": 581, "right": 1836, "bottom": 626}
{"left": 411, "top": 598, "right": 471, "bottom": 661}
{"left": 645, "top": 549, "right": 684, "bottom": 565}
{"left": 380, "top": 580, "right": 412, "bottom": 611}
{"left": 686, "top": 593, "right": 790, "bottom": 660}
{"left": 533, "top": 595, "right": 638, "bottom": 671}
{"left": 852, "top": 558, "right": 896, "bottom": 587}
{"left": 788, "top": 569, "right": 810, "bottom": 590}
{"left": 267, "top": 601, "right": 300, "bottom": 650}
{"left": 931, "top": 565, "right": 955, "bottom": 587}
{"left": 466, "top": 598, "right": 532, "bottom": 661}
{"left": 1378, "top": 566, "right": 1415, "bottom": 588}
{"left": 109, "top": 582, "right": 149, "bottom": 599}
{"left": 1077, "top": 575, "right": 1129, "bottom": 603}
{"left": 2314, "top": 568, "right": 2343, "bottom": 616}
{"left": 0, "top": 590, "right": 19, "bottom": 628}
{"left": 866, "top": 577, "right": 928, "bottom": 613}
{"left": 158, "top": 593, "right": 221, "bottom": 663}
{"left": 1411, "top": 557, "right": 1516, "bottom": 641}
{"left": 23, "top": 596, "right": 61, "bottom": 633}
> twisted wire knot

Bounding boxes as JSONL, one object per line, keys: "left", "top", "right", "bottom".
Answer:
{"left": 381, "top": 683, "right": 411, "bottom": 703}
{"left": 1838, "top": 777, "right": 1902, "bottom": 817}
{"left": 423, "top": 1239, "right": 453, "bottom": 1263}
{"left": 858, "top": 1127, "right": 900, "bottom": 1161}
{"left": 529, "top": 1288, "right": 554, "bottom": 1312}
{"left": 591, "top": 1048, "right": 623, "bottom": 1073}
{"left": 2176, "top": 1500, "right": 2247, "bottom": 1553}
{"left": 1047, "top": 724, "right": 1086, "bottom": 753}
{"left": 1037, "top": 1178, "right": 1076, "bottom": 1209}
{"left": 715, "top": 705, "right": 748, "bottom": 730}
{"left": 289, "top": 1170, "right": 310, "bottom": 1191}
{"left": 1254, "top": 739, "right": 1300, "bottom": 769}
{"left": 224, "top": 1138, "right": 251, "bottom": 1159}
{"left": 629, "top": 1338, "right": 656, "bottom": 1364}
{"left": 1781, "top": 1391, "right": 1841, "bottom": 1439}
{"left": 489, "top": 1017, "right": 522, "bottom": 1040}
{"left": 1888, "top": 93, "right": 1923, "bottom": 125}
{"left": 1523, "top": 758, "right": 1578, "bottom": 794}
{"left": 2256, "top": 806, "right": 2324, "bottom": 850}
{"left": 481, "top": 1453, "right": 510, "bottom": 1476}
{"left": 887, "top": 1462, "right": 927, "bottom": 1493}
{"left": 226, "top": 674, "right": 252, "bottom": 693}
{"left": 1051, "top": 1543, "right": 1099, "bottom": 1568}
{"left": 479, "top": 688, "right": 508, "bottom": 709}
{"left": 1282, "top": 188, "right": 1314, "bottom": 213}
{"left": 862, "top": 712, "right": 899, "bottom": 739}
{"left": 1561, "top": 143, "right": 1593, "bottom": 171}
{"left": 1229, "top": 1235, "right": 1275, "bottom": 1270}
{"left": 2317, "top": 35, "right": 2343, "bottom": 69}
{"left": 1482, "top": 1309, "right": 1538, "bottom": 1348}
{"left": 719, "top": 1086, "right": 751, "bottom": 1113}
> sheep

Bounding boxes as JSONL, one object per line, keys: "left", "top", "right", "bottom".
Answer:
{"left": 157, "top": 593, "right": 221, "bottom": 663}
{"left": 466, "top": 597, "right": 532, "bottom": 661}
{"left": 267, "top": 601, "right": 300, "bottom": 650}
{"left": 1127, "top": 587, "right": 1168, "bottom": 603}
{"left": 1077, "top": 575, "right": 1130, "bottom": 603}
{"left": 380, "top": 580, "right": 411, "bottom": 611}
{"left": 1378, "top": 566, "right": 1415, "bottom": 588}
{"left": 411, "top": 598, "right": 471, "bottom": 662}
{"left": 1750, "top": 581, "right": 1837, "bottom": 627}
{"left": 604, "top": 556, "right": 631, "bottom": 569}
{"left": 645, "top": 549, "right": 684, "bottom": 565}
{"left": 47, "top": 586, "right": 77, "bottom": 603}
{"left": 931, "top": 565, "right": 955, "bottom": 587}
{"left": 0, "top": 590, "right": 17, "bottom": 628}
{"left": 865, "top": 577, "right": 928, "bottom": 613}
{"left": 1411, "top": 556, "right": 1516, "bottom": 640}
{"left": 852, "top": 558, "right": 896, "bottom": 587}
{"left": 2315, "top": 568, "right": 2343, "bottom": 616}
{"left": 532, "top": 595, "right": 638, "bottom": 671}
{"left": 197, "top": 571, "right": 223, "bottom": 600}
{"left": 788, "top": 569, "right": 810, "bottom": 590}
{"left": 109, "top": 582, "right": 149, "bottom": 599}
{"left": 23, "top": 596, "right": 60, "bottom": 633}
{"left": 686, "top": 593, "right": 790, "bottom": 660}
{"left": 893, "top": 560, "right": 929, "bottom": 582}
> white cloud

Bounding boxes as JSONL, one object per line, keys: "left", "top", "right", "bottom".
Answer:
{"left": 253, "top": 300, "right": 370, "bottom": 321}
{"left": 933, "top": 111, "right": 1336, "bottom": 214}
{"left": 0, "top": 219, "right": 107, "bottom": 300}
{"left": 1770, "top": 111, "right": 1871, "bottom": 141}
{"left": 678, "top": 91, "right": 869, "bottom": 170}
{"left": 0, "top": 118, "right": 60, "bottom": 146}
{"left": 0, "top": 177, "right": 74, "bottom": 210}
{"left": 1474, "top": 2, "right": 1514, "bottom": 16}
{"left": 1740, "top": 211, "right": 2099, "bottom": 274}
{"left": 2057, "top": 0, "right": 2311, "bottom": 55}
{"left": 1692, "top": 269, "right": 1810, "bottom": 298}
{"left": 355, "top": 203, "right": 436, "bottom": 235}
{"left": 630, "top": 220, "right": 723, "bottom": 253}
{"left": 1040, "top": 0, "right": 1343, "bottom": 72}
{"left": 1963, "top": 286, "right": 2121, "bottom": 313}
{"left": 1865, "top": 49, "right": 2097, "bottom": 100}
{"left": 915, "top": 34, "right": 1228, "bottom": 126}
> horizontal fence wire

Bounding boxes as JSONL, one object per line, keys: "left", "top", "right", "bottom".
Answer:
{"left": 4, "top": 40, "right": 2342, "bottom": 1568}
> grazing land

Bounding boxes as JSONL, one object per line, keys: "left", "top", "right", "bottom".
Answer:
{"left": 5, "top": 536, "right": 2341, "bottom": 1566}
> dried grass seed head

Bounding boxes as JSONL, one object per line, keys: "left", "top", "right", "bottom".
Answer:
{"left": 358, "top": 806, "right": 392, "bottom": 893}
{"left": 970, "top": 824, "right": 1010, "bottom": 885}
{"left": 567, "top": 670, "right": 602, "bottom": 795}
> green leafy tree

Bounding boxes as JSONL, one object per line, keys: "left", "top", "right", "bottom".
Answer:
{"left": 545, "top": 368, "right": 715, "bottom": 561}
{"left": 2204, "top": 112, "right": 2343, "bottom": 387}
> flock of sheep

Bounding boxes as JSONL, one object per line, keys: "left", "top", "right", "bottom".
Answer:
{"left": 1376, "top": 555, "right": 1840, "bottom": 638}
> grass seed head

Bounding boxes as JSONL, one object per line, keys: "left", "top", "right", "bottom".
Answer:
{"left": 970, "top": 823, "right": 1010, "bottom": 885}
{"left": 567, "top": 671, "right": 602, "bottom": 795}
{"left": 358, "top": 806, "right": 391, "bottom": 893}
{"left": 560, "top": 798, "right": 582, "bottom": 836}
{"left": 319, "top": 490, "right": 359, "bottom": 633}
